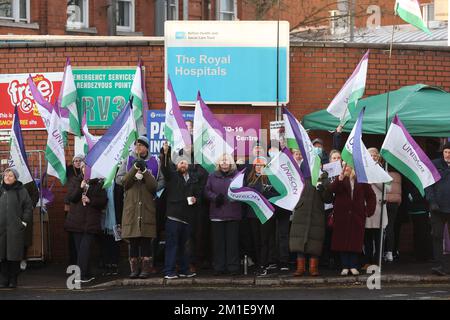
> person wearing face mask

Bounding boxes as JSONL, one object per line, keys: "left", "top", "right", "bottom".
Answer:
{"left": 425, "top": 142, "right": 450, "bottom": 276}
{"left": 0, "top": 168, "right": 33, "bottom": 288}
{"left": 64, "top": 162, "right": 107, "bottom": 283}
{"left": 311, "top": 138, "right": 329, "bottom": 165}
{"left": 160, "top": 143, "right": 201, "bottom": 279}
{"left": 116, "top": 136, "right": 161, "bottom": 279}
{"left": 205, "top": 153, "right": 242, "bottom": 275}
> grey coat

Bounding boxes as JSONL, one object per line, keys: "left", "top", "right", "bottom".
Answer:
{"left": 289, "top": 178, "right": 332, "bottom": 256}
{"left": 0, "top": 182, "right": 33, "bottom": 261}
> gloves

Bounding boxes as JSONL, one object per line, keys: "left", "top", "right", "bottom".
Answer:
{"left": 215, "top": 193, "right": 225, "bottom": 208}
{"left": 316, "top": 183, "right": 325, "bottom": 192}
{"left": 134, "top": 159, "right": 147, "bottom": 172}
{"left": 430, "top": 203, "right": 440, "bottom": 214}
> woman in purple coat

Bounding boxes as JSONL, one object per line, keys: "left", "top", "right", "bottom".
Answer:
{"left": 329, "top": 164, "right": 376, "bottom": 276}
{"left": 205, "top": 154, "right": 242, "bottom": 275}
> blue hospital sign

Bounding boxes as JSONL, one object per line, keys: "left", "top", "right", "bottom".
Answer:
{"left": 165, "top": 21, "right": 290, "bottom": 105}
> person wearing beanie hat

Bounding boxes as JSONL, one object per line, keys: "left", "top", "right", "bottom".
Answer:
{"left": 115, "top": 135, "right": 164, "bottom": 279}
{"left": 4, "top": 167, "right": 20, "bottom": 180}
{"left": 160, "top": 142, "right": 201, "bottom": 279}
{"left": 426, "top": 141, "right": 450, "bottom": 276}
{"left": 0, "top": 166, "right": 33, "bottom": 288}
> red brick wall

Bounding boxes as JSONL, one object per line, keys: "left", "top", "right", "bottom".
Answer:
{"left": 2, "top": 41, "right": 448, "bottom": 260}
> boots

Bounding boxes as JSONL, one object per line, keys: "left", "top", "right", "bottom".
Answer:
{"left": 293, "top": 257, "right": 306, "bottom": 276}
{"left": 129, "top": 258, "right": 140, "bottom": 279}
{"left": 309, "top": 257, "right": 320, "bottom": 277}
{"left": 139, "top": 258, "right": 152, "bottom": 279}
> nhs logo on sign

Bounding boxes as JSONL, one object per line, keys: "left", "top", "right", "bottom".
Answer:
{"left": 175, "top": 32, "right": 186, "bottom": 39}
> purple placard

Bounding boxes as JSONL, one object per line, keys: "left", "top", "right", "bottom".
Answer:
{"left": 215, "top": 114, "right": 261, "bottom": 157}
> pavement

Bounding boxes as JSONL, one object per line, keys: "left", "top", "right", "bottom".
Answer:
{"left": 13, "top": 254, "right": 450, "bottom": 290}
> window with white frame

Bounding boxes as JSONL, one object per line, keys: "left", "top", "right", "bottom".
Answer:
{"left": 217, "top": 0, "right": 236, "bottom": 20}
{"left": 167, "top": 0, "right": 178, "bottom": 20}
{"left": 0, "top": 0, "right": 29, "bottom": 23}
{"left": 117, "top": 0, "right": 135, "bottom": 32}
{"left": 67, "top": 0, "right": 89, "bottom": 29}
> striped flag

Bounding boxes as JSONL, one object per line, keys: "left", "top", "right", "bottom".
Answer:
{"left": 164, "top": 77, "right": 191, "bottom": 153}
{"left": 45, "top": 105, "right": 67, "bottom": 185}
{"left": 81, "top": 107, "right": 100, "bottom": 180}
{"left": 58, "top": 58, "right": 81, "bottom": 136}
{"left": 227, "top": 169, "right": 274, "bottom": 224}
{"left": 8, "top": 107, "right": 33, "bottom": 184}
{"left": 395, "top": 0, "right": 431, "bottom": 34}
{"left": 381, "top": 115, "right": 440, "bottom": 195}
{"left": 27, "top": 75, "right": 53, "bottom": 132}
{"left": 130, "top": 60, "right": 146, "bottom": 136}
{"left": 327, "top": 50, "right": 369, "bottom": 123}
{"left": 85, "top": 100, "right": 137, "bottom": 188}
{"left": 193, "top": 92, "right": 234, "bottom": 173}
{"left": 264, "top": 147, "right": 304, "bottom": 211}
{"left": 341, "top": 108, "right": 392, "bottom": 184}
{"left": 282, "top": 107, "right": 321, "bottom": 186}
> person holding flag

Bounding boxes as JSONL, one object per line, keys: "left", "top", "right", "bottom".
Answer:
{"left": 290, "top": 169, "right": 333, "bottom": 277}
{"left": 329, "top": 164, "right": 376, "bottom": 276}
{"left": 160, "top": 143, "right": 201, "bottom": 279}
{"left": 115, "top": 136, "right": 161, "bottom": 279}
{"left": 244, "top": 156, "right": 278, "bottom": 277}
{"left": 64, "top": 162, "right": 107, "bottom": 284}
{"left": 205, "top": 153, "right": 242, "bottom": 276}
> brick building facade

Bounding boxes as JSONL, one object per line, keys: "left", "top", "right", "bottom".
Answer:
{"left": 0, "top": 0, "right": 421, "bottom": 37}
{"left": 0, "top": 38, "right": 449, "bottom": 260}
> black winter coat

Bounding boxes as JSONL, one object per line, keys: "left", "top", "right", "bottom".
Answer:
{"left": 64, "top": 177, "right": 108, "bottom": 234}
{"left": 426, "top": 158, "right": 450, "bottom": 213}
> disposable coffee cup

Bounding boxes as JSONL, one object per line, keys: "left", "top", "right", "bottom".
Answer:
{"left": 187, "top": 197, "right": 195, "bottom": 205}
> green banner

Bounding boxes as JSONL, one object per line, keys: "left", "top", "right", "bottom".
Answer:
{"left": 73, "top": 67, "right": 136, "bottom": 127}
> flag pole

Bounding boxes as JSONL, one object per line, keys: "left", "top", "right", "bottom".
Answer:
{"left": 378, "top": 18, "right": 397, "bottom": 272}
{"left": 275, "top": 0, "right": 281, "bottom": 121}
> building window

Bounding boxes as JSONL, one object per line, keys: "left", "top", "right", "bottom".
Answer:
{"left": 0, "top": 0, "right": 29, "bottom": 23}
{"left": 167, "top": 0, "right": 178, "bottom": 20}
{"left": 117, "top": 0, "right": 135, "bottom": 32}
{"left": 67, "top": 0, "right": 89, "bottom": 29}
{"left": 217, "top": 0, "right": 236, "bottom": 20}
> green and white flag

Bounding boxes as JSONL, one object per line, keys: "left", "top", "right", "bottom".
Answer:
{"left": 130, "top": 60, "right": 146, "bottom": 135}
{"left": 326, "top": 50, "right": 369, "bottom": 123}
{"left": 395, "top": 0, "right": 431, "bottom": 34}
{"left": 264, "top": 148, "right": 304, "bottom": 211}
{"left": 59, "top": 58, "right": 81, "bottom": 136}
{"left": 165, "top": 77, "right": 191, "bottom": 153}
{"left": 194, "top": 92, "right": 234, "bottom": 173}
{"left": 45, "top": 106, "right": 67, "bottom": 185}
{"left": 381, "top": 115, "right": 440, "bottom": 195}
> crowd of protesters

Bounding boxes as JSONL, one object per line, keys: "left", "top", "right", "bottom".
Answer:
{"left": 1, "top": 123, "right": 450, "bottom": 287}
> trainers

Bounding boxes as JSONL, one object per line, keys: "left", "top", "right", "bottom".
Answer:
{"left": 267, "top": 263, "right": 278, "bottom": 270}
{"left": 350, "top": 268, "right": 359, "bottom": 275}
{"left": 431, "top": 266, "right": 447, "bottom": 276}
{"left": 384, "top": 252, "right": 393, "bottom": 262}
{"left": 279, "top": 264, "right": 290, "bottom": 272}
{"left": 256, "top": 267, "right": 268, "bottom": 277}
{"left": 340, "top": 268, "right": 349, "bottom": 276}
{"left": 20, "top": 260, "right": 27, "bottom": 271}
{"left": 178, "top": 272, "right": 196, "bottom": 278}
{"left": 164, "top": 274, "right": 178, "bottom": 280}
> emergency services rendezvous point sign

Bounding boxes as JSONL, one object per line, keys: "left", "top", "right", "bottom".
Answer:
{"left": 165, "top": 21, "right": 289, "bottom": 105}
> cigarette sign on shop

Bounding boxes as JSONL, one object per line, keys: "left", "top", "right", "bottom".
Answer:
{"left": 0, "top": 68, "right": 136, "bottom": 130}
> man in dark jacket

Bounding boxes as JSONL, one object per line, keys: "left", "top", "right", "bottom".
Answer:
{"left": 160, "top": 143, "right": 201, "bottom": 279}
{"left": 426, "top": 142, "right": 450, "bottom": 276}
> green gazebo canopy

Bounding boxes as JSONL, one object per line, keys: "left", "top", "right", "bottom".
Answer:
{"left": 302, "top": 84, "right": 450, "bottom": 137}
